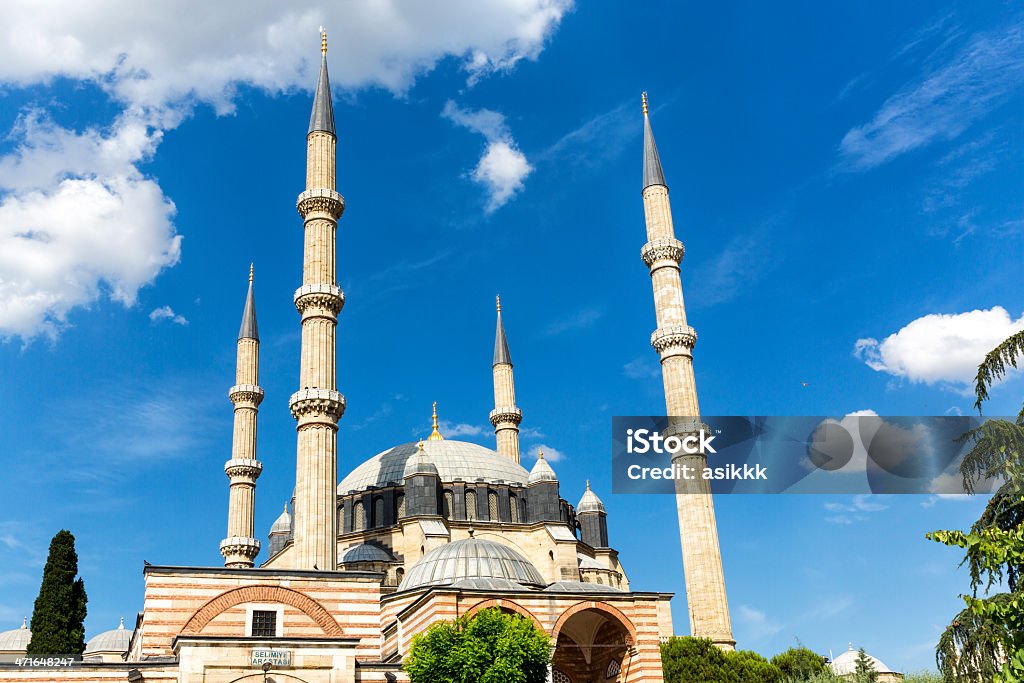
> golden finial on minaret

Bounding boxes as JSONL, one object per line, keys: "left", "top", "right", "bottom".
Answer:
{"left": 496, "top": 295, "right": 502, "bottom": 313}
{"left": 428, "top": 401, "right": 444, "bottom": 440}
{"left": 249, "top": 262, "right": 254, "bottom": 283}
{"left": 641, "top": 91, "right": 649, "bottom": 116}
{"left": 320, "top": 26, "right": 327, "bottom": 55}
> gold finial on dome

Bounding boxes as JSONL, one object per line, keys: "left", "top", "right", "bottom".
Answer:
{"left": 320, "top": 26, "right": 327, "bottom": 55}
{"left": 537, "top": 448, "right": 544, "bottom": 459}
{"left": 586, "top": 479, "right": 591, "bottom": 490}
{"left": 641, "top": 91, "right": 649, "bottom": 116}
{"left": 428, "top": 402, "right": 444, "bottom": 440}
{"left": 417, "top": 439, "right": 425, "bottom": 451}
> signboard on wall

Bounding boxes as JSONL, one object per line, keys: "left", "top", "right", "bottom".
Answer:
{"left": 251, "top": 649, "right": 292, "bottom": 667}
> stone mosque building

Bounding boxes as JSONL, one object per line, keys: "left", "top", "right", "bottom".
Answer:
{"left": 0, "top": 32, "right": 733, "bottom": 683}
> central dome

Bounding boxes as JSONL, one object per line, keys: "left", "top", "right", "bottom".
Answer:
{"left": 398, "top": 537, "right": 546, "bottom": 591}
{"left": 338, "top": 440, "right": 530, "bottom": 493}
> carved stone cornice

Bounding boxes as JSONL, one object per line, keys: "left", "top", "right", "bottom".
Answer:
{"left": 489, "top": 407, "right": 523, "bottom": 427}
{"left": 641, "top": 237, "right": 685, "bottom": 267}
{"left": 289, "top": 388, "right": 346, "bottom": 423}
{"left": 296, "top": 188, "right": 345, "bottom": 219}
{"left": 294, "top": 283, "right": 345, "bottom": 318}
{"left": 228, "top": 383, "right": 264, "bottom": 406}
{"left": 650, "top": 325, "right": 697, "bottom": 355}
{"left": 224, "top": 458, "right": 263, "bottom": 480}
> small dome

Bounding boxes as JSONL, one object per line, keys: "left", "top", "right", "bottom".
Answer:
{"left": 527, "top": 451, "right": 558, "bottom": 484}
{"left": 403, "top": 442, "right": 439, "bottom": 478}
{"left": 269, "top": 503, "right": 291, "bottom": 535}
{"left": 577, "top": 481, "right": 606, "bottom": 514}
{"left": 830, "top": 645, "right": 896, "bottom": 675}
{"left": 0, "top": 620, "right": 30, "bottom": 652}
{"left": 399, "top": 537, "right": 545, "bottom": 591}
{"left": 341, "top": 543, "right": 396, "bottom": 564}
{"left": 85, "top": 618, "right": 130, "bottom": 655}
{"left": 340, "top": 440, "right": 529, "bottom": 493}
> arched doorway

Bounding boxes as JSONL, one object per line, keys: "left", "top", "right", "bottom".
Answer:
{"left": 551, "top": 605, "right": 636, "bottom": 683}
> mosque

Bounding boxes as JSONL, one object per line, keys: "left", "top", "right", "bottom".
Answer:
{"left": 0, "top": 31, "right": 734, "bottom": 683}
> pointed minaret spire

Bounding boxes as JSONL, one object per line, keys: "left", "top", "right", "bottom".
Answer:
{"left": 238, "top": 263, "right": 259, "bottom": 341}
{"left": 639, "top": 92, "right": 733, "bottom": 648}
{"left": 309, "top": 27, "right": 335, "bottom": 135}
{"left": 494, "top": 295, "right": 511, "bottom": 365}
{"left": 222, "top": 268, "right": 264, "bottom": 568}
{"left": 490, "top": 296, "right": 522, "bottom": 462}
{"left": 291, "top": 32, "right": 346, "bottom": 570}
{"left": 642, "top": 92, "right": 666, "bottom": 190}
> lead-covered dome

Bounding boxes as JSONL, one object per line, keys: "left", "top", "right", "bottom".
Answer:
{"left": 84, "top": 619, "right": 130, "bottom": 656}
{"left": 0, "top": 621, "right": 30, "bottom": 652}
{"left": 339, "top": 440, "right": 529, "bottom": 493}
{"left": 398, "top": 537, "right": 545, "bottom": 591}
{"left": 829, "top": 646, "right": 897, "bottom": 676}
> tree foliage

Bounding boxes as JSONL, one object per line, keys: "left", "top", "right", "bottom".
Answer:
{"left": 853, "top": 647, "right": 878, "bottom": 683}
{"left": 26, "top": 530, "right": 88, "bottom": 656}
{"left": 771, "top": 646, "right": 829, "bottom": 680}
{"left": 660, "top": 636, "right": 783, "bottom": 683}
{"left": 404, "top": 608, "right": 550, "bottom": 683}
{"left": 927, "top": 330, "right": 1024, "bottom": 682}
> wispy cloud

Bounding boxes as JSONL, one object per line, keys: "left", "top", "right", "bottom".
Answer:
{"left": 736, "top": 605, "right": 783, "bottom": 641}
{"left": 686, "top": 228, "right": 772, "bottom": 309}
{"left": 442, "top": 101, "right": 532, "bottom": 212}
{"left": 823, "top": 494, "right": 889, "bottom": 524}
{"left": 536, "top": 100, "right": 634, "bottom": 168}
{"left": 149, "top": 305, "right": 188, "bottom": 325}
{"left": 440, "top": 421, "right": 488, "bottom": 438}
{"left": 527, "top": 443, "right": 566, "bottom": 462}
{"left": 623, "top": 357, "right": 660, "bottom": 380}
{"left": 839, "top": 19, "right": 1024, "bottom": 170}
{"left": 542, "top": 306, "right": 603, "bottom": 336}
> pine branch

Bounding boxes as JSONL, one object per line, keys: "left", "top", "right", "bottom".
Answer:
{"left": 974, "top": 330, "right": 1024, "bottom": 413}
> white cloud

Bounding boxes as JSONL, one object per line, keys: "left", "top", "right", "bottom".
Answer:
{"left": 0, "top": 1, "right": 571, "bottom": 338}
{"left": 149, "top": 306, "right": 187, "bottom": 326}
{"left": 823, "top": 495, "right": 889, "bottom": 525}
{"left": 530, "top": 443, "right": 566, "bottom": 462}
{"left": 854, "top": 306, "right": 1024, "bottom": 388}
{"left": 542, "top": 306, "right": 603, "bottom": 336}
{"left": 0, "top": 114, "right": 180, "bottom": 340}
{"left": 443, "top": 100, "right": 533, "bottom": 211}
{"left": 440, "top": 421, "right": 487, "bottom": 438}
{"left": 735, "top": 605, "right": 782, "bottom": 641}
{"left": 0, "top": 1, "right": 573, "bottom": 111}
{"left": 839, "top": 21, "right": 1024, "bottom": 170}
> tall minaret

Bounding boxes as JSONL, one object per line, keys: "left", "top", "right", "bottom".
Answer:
{"left": 289, "top": 29, "right": 346, "bottom": 571}
{"left": 220, "top": 265, "right": 263, "bottom": 568}
{"left": 489, "top": 296, "right": 522, "bottom": 463}
{"left": 639, "top": 92, "right": 734, "bottom": 648}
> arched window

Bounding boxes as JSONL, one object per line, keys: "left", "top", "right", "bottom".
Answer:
{"left": 509, "top": 493, "right": 519, "bottom": 523}
{"left": 338, "top": 506, "right": 346, "bottom": 533}
{"left": 466, "top": 490, "right": 477, "bottom": 521}
{"left": 443, "top": 490, "right": 454, "bottom": 518}
{"left": 374, "top": 497, "right": 385, "bottom": 527}
{"left": 487, "top": 491, "right": 499, "bottom": 521}
{"left": 396, "top": 494, "right": 406, "bottom": 519}
{"left": 396, "top": 567, "right": 405, "bottom": 585}
{"left": 353, "top": 501, "right": 366, "bottom": 530}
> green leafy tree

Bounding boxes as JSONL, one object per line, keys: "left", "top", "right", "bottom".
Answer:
{"left": 660, "top": 637, "right": 783, "bottom": 682}
{"left": 26, "top": 530, "right": 88, "bottom": 656}
{"left": 404, "top": 608, "right": 550, "bottom": 683}
{"left": 927, "top": 330, "right": 1024, "bottom": 682}
{"left": 771, "top": 646, "right": 829, "bottom": 681}
{"left": 853, "top": 647, "right": 878, "bottom": 683}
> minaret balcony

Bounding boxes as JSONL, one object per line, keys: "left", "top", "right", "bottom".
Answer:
{"left": 296, "top": 188, "right": 345, "bottom": 219}
{"left": 294, "top": 283, "right": 345, "bottom": 318}
{"left": 641, "top": 237, "right": 684, "bottom": 267}
{"left": 489, "top": 406, "right": 523, "bottom": 427}
{"left": 651, "top": 325, "right": 697, "bottom": 356}
{"left": 219, "top": 536, "right": 261, "bottom": 564}
{"left": 228, "top": 383, "right": 264, "bottom": 406}
{"left": 224, "top": 458, "right": 263, "bottom": 481}
{"left": 289, "top": 388, "right": 346, "bottom": 423}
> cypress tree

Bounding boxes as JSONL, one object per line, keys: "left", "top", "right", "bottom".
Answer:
{"left": 25, "top": 530, "right": 88, "bottom": 655}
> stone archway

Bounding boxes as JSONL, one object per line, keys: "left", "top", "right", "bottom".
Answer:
{"left": 551, "top": 603, "right": 637, "bottom": 683}
{"left": 464, "top": 599, "right": 544, "bottom": 631}
{"left": 180, "top": 585, "right": 343, "bottom": 637}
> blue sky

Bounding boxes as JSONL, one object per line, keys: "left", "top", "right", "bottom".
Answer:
{"left": 0, "top": 0, "right": 1022, "bottom": 673}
